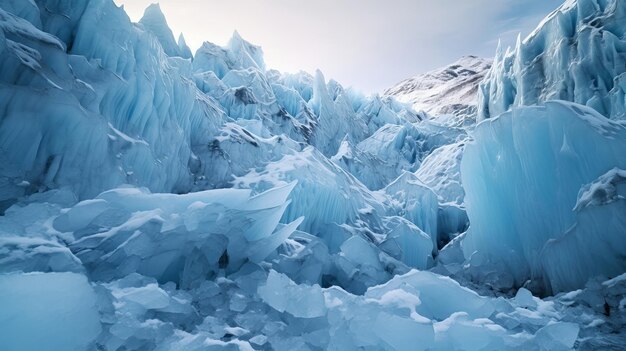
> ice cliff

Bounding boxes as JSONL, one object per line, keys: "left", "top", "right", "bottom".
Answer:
{"left": 462, "top": 101, "right": 626, "bottom": 294}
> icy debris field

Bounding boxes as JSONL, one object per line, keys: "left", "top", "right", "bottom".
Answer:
{"left": 1, "top": 0, "right": 626, "bottom": 350}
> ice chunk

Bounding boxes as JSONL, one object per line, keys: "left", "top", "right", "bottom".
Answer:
{"left": 382, "top": 172, "right": 439, "bottom": 251}
{"left": 193, "top": 31, "right": 265, "bottom": 79}
{"left": 228, "top": 31, "right": 265, "bottom": 72}
{"left": 433, "top": 312, "right": 508, "bottom": 351}
{"left": 367, "top": 270, "right": 495, "bottom": 321}
{"left": 193, "top": 123, "right": 301, "bottom": 189}
{"left": 356, "top": 95, "right": 405, "bottom": 134}
{"left": 542, "top": 168, "right": 626, "bottom": 292}
{"left": 357, "top": 124, "right": 421, "bottom": 175}
{"left": 234, "top": 146, "right": 386, "bottom": 252}
{"left": 177, "top": 34, "right": 193, "bottom": 59}
{"left": 273, "top": 230, "right": 331, "bottom": 285}
{"left": 331, "top": 136, "right": 395, "bottom": 190}
{"left": 0, "top": 1, "right": 226, "bottom": 206}
{"left": 415, "top": 140, "right": 466, "bottom": 206}
{"left": 258, "top": 270, "right": 326, "bottom": 318}
{"left": 193, "top": 41, "right": 231, "bottom": 78}
{"left": 373, "top": 311, "right": 434, "bottom": 351}
{"left": 335, "top": 235, "right": 389, "bottom": 294}
{"left": 272, "top": 70, "right": 314, "bottom": 102}
{"left": 380, "top": 216, "right": 433, "bottom": 270}
{"left": 533, "top": 322, "right": 579, "bottom": 350}
{"left": 64, "top": 184, "right": 301, "bottom": 283}
{"left": 514, "top": 288, "right": 538, "bottom": 309}
{"left": 0, "top": 236, "right": 83, "bottom": 274}
{"left": 0, "top": 272, "right": 101, "bottom": 351}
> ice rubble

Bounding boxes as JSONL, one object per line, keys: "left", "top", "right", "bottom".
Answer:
{"left": 61, "top": 184, "right": 303, "bottom": 283}
{"left": 478, "top": 0, "right": 626, "bottom": 121}
{"left": 0, "top": 185, "right": 599, "bottom": 351}
{"left": 462, "top": 101, "right": 626, "bottom": 294}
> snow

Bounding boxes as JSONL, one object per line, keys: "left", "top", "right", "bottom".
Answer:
{"left": 574, "top": 168, "right": 626, "bottom": 211}
{"left": 0, "top": 272, "right": 101, "bottom": 351}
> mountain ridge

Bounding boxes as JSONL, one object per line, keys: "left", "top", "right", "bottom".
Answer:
{"left": 384, "top": 55, "right": 491, "bottom": 124}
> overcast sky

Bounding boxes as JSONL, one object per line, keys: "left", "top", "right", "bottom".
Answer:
{"left": 114, "top": 0, "right": 563, "bottom": 93}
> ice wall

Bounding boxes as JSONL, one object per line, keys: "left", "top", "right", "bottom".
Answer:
{"left": 462, "top": 101, "right": 626, "bottom": 293}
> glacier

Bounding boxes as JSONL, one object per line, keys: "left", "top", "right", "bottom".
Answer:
{"left": 0, "top": 0, "right": 625, "bottom": 349}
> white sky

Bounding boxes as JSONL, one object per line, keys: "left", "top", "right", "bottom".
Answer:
{"left": 114, "top": 0, "right": 563, "bottom": 94}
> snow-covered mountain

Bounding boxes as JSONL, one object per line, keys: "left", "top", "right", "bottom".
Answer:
{"left": 385, "top": 56, "right": 491, "bottom": 124}
{"left": 1, "top": 0, "right": 626, "bottom": 350}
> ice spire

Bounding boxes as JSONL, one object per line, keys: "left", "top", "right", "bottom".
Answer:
{"left": 177, "top": 33, "right": 193, "bottom": 59}
{"left": 140, "top": 3, "right": 180, "bottom": 57}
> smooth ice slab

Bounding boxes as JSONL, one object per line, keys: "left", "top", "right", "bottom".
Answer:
{"left": 0, "top": 272, "right": 101, "bottom": 351}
